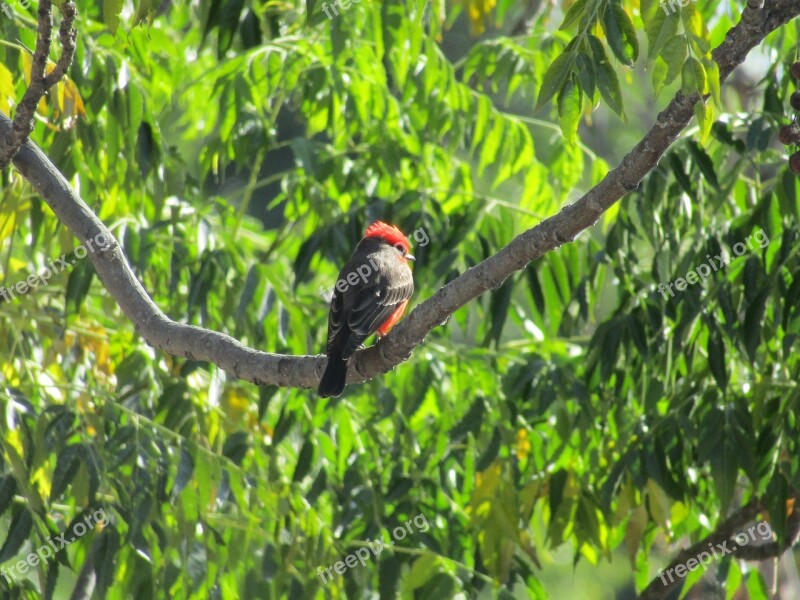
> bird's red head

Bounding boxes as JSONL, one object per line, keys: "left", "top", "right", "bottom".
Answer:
{"left": 364, "top": 221, "right": 411, "bottom": 254}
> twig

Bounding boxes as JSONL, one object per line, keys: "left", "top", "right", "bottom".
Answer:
{"left": 44, "top": 1, "right": 78, "bottom": 87}
{"left": 0, "top": 0, "right": 77, "bottom": 170}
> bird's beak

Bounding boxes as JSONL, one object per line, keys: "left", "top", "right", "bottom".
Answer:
{"left": 406, "top": 254, "right": 415, "bottom": 261}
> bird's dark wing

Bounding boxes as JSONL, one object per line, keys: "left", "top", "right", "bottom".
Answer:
{"left": 325, "top": 288, "right": 345, "bottom": 353}
{"left": 339, "top": 266, "right": 414, "bottom": 360}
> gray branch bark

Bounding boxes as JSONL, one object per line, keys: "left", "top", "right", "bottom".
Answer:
{"left": 636, "top": 496, "right": 800, "bottom": 600}
{"left": 0, "top": 0, "right": 799, "bottom": 392}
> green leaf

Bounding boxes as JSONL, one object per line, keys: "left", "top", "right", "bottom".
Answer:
{"left": 0, "top": 507, "right": 33, "bottom": 563}
{"left": 588, "top": 36, "right": 624, "bottom": 118}
{"left": 681, "top": 3, "right": 710, "bottom": 56}
{"left": 0, "top": 476, "right": 16, "bottom": 518}
{"left": 746, "top": 116, "right": 771, "bottom": 152}
{"left": 700, "top": 408, "right": 737, "bottom": 513}
{"left": 602, "top": 4, "right": 639, "bottom": 67}
{"left": 449, "top": 397, "right": 487, "bottom": 441}
{"left": 626, "top": 314, "right": 648, "bottom": 356}
{"left": 575, "top": 52, "right": 596, "bottom": 99}
{"left": 743, "top": 288, "right": 769, "bottom": 362}
{"left": 306, "top": 0, "right": 318, "bottom": 24}
{"left": 272, "top": 405, "right": 296, "bottom": 446}
{"left": 171, "top": 445, "right": 195, "bottom": 500}
{"left": 644, "top": 4, "right": 679, "bottom": 59}
{"left": 133, "top": 0, "right": 160, "bottom": 26}
{"left": 651, "top": 35, "right": 687, "bottom": 97}
{"left": 726, "top": 561, "right": 743, "bottom": 600}
{"left": 536, "top": 52, "right": 574, "bottom": 109}
{"left": 697, "top": 101, "right": 714, "bottom": 143}
{"left": 93, "top": 527, "right": 121, "bottom": 598}
{"left": 703, "top": 58, "right": 721, "bottom": 107}
{"left": 217, "top": 0, "right": 247, "bottom": 58}
{"left": 222, "top": 431, "right": 250, "bottom": 465}
{"left": 668, "top": 152, "right": 693, "bottom": 195}
{"left": 65, "top": 258, "right": 96, "bottom": 322}
{"left": 688, "top": 140, "right": 719, "bottom": 188}
{"left": 78, "top": 445, "right": 102, "bottom": 502}
{"left": 707, "top": 329, "right": 727, "bottom": 388}
{"left": 406, "top": 554, "right": 439, "bottom": 590}
{"left": 51, "top": 444, "right": 82, "bottom": 500}
{"left": 417, "top": 573, "right": 456, "bottom": 599}
{"left": 136, "top": 121, "right": 157, "bottom": 179}
{"left": 470, "top": 96, "right": 492, "bottom": 152}
{"left": 559, "top": 0, "right": 589, "bottom": 31}
{"left": 766, "top": 474, "right": 788, "bottom": 545}
{"left": 379, "top": 557, "right": 403, "bottom": 599}
{"left": 293, "top": 234, "right": 322, "bottom": 288}
{"left": 681, "top": 56, "right": 706, "bottom": 96}
{"left": 292, "top": 439, "right": 314, "bottom": 482}
{"left": 548, "top": 469, "right": 568, "bottom": 517}
{"left": 103, "top": 0, "right": 124, "bottom": 34}
{"left": 478, "top": 118, "right": 504, "bottom": 176}
{"left": 557, "top": 75, "right": 582, "bottom": 145}
{"left": 476, "top": 427, "right": 501, "bottom": 471}
{"left": 745, "top": 569, "right": 770, "bottom": 599}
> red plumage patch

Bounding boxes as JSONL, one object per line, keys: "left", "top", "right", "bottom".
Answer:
{"left": 364, "top": 221, "right": 410, "bottom": 253}
{"left": 376, "top": 299, "right": 409, "bottom": 336}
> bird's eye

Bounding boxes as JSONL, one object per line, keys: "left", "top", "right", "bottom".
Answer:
{"left": 394, "top": 243, "right": 406, "bottom": 255}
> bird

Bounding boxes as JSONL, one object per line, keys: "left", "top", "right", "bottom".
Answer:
{"left": 317, "top": 221, "right": 415, "bottom": 397}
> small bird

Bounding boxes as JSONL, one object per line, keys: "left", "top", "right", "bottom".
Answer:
{"left": 318, "top": 221, "right": 415, "bottom": 397}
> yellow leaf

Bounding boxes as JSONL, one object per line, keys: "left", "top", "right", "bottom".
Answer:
{"left": 695, "top": 101, "right": 714, "bottom": 144}
{"left": 62, "top": 77, "right": 86, "bottom": 121}
{"left": 646, "top": 478, "right": 672, "bottom": 531}
{"left": 0, "top": 63, "right": 15, "bottom": 114}
{"left": 625, "top": 504, "right": 648, "bottom": 564}
{"left": 55, "top": 80, "right": 66, "bottom": 115}
{"left": 221, "top": 386, "right": 253, "bottom": 426}
{"left": 21, "top": 51, "right": 31, "bottom": 82}
{"left": 515, "top": 428, "right": 531, "bottom": 461}
{"left": 1, "top": 362, "right": 19, "bottom": 384}
{"left": 79, "top": 326, "right": 112, "bottom": 375}
{"left": 464, "top": 0, "right": 497, "bottom": 35}
{"left": 470, "top": 461, "right": 502, "bottom": 517}
{"left": 8, "top": 257, "right": 27, "bottom": 275}
{"left": 20, "top": 51, "right": 85, "bottom": 124}
{"left": 0, "top": 204, "right": 17, "bottom": 243}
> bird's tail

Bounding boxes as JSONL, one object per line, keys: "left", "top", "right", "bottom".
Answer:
{"left": 318, "top": 354, "right": 348, "bottom": 397}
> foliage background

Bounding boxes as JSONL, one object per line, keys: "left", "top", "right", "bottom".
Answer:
{"left": 1, "top": 0, "right": 800, "bottom": 598}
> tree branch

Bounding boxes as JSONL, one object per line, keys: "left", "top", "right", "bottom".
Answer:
{"left": 1, "top": 0, "right": 798, "bottom": 390}
{"left": 0, "top": 0, "right": 77, "bottom": 170}
{"left": 44, "top": 0, "right": 78, "bottom": 88}
{"left": 636, "top": 496, "right": 800, "bottom": 600}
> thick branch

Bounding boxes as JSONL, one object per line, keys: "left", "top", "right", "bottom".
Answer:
{"left": 636, "top": 497, "right": 800, "bottom": 600}
{"left": 1, "top": 0, "right": 799, "bottom": 390}
{"left": 0, "top": 0, "right": 77, "bottom": 170}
